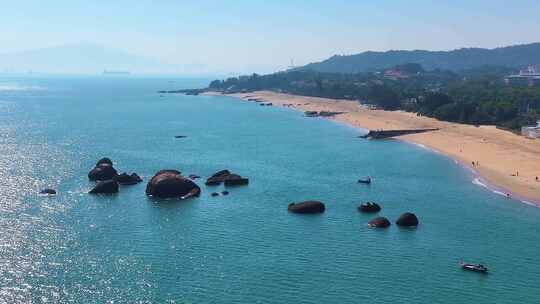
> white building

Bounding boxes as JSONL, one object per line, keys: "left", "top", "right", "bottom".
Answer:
{"left": 521, "top": 121, "right": 540, "bottom": 139}
{"left": 505, "top": 65, "right": 540, "bottom": 86}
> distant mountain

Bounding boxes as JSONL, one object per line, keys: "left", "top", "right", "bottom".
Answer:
{"left": 0, "top": 43, "right": 162, "bottom": 74}
{"left": 297, "top": 42, "right": 540, "bottom": 73}
{"left": 0, "top": 43, "right": 218, "bottom": 75}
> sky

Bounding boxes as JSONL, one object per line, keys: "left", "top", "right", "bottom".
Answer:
{"left": 1, "top": 0, "right": 539, "bottom": 74}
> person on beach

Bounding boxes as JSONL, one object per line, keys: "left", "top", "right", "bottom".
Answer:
{"left": 472, "top": 161, "right": 475, "bottom": 167}
{"left": 536, "top": 176, "right": 539, "bottom": 182}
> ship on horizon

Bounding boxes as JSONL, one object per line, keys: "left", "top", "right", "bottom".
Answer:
{"left": 102, "top": 70, "right": 131, "bottom": 75}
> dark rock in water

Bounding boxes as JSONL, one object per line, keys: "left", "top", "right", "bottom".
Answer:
{"left": 174, "top": 135, "right": 187, "bottom": 139}
{"left": 146, "top": 169, "right": 201, "bottom": 199}
{"left": 221, "top": 191, "right": 229, "bottom": 196}
{"left": 114, "top": 172, "right": 142, "bottom": 185}
{"left": 40, "top": 188, "right": 56, "bottom": 195}
{"left": 96, "top": 157, "right": 113, "bottom": 167}
{"left": 88, "top": 164, "right": 118, "bottom": 181}
{"left": 205, "top": 169, "right": 232, "bottom": 185}
{"left": 358, "top": 202, "right": 381, "bottom": 213}
{"left": 206, "top": 169, "right": 249, "bottom": 186}
{"left": 288, "top": 201, "right": 325, "bottom": 214}
{"left": 368, "top": 217, "right": 391, "bottom": 228}
{"left": 188, "top": 174, "right": 201, "bottom": 180}
{"left": 396, "top": 212, "right": 419, "bottom": 227}
{"left": 89, "top": 180, "right": 119, "bottom": 194}
{"left": 224, "top": 175, "right": 249, "bottom": 186}
{"left": 211, "top": 192, "right": 219, "bottom": 197}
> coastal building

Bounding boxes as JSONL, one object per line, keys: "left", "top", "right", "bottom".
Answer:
{"left": 521, "top": 121, "right": 540, "bottom": 139}
{"left": 505, "top": 65, "right": 540, "bottom": 86}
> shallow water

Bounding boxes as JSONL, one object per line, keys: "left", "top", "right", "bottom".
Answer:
{"left": 1, "top": 75, "right": 539, "bottom": 303}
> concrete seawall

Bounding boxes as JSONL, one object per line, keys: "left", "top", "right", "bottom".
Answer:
{"left": 360, "top": 128, "right": 439, "bottom": 139}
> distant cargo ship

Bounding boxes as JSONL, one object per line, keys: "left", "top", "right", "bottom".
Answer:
{"left": 102, "top": 70, "right": 131, "bottom": 75}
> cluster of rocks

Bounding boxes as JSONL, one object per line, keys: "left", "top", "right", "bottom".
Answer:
{"left": 356, "top": 201, "right": 419, "bottom": 228}
{"left": 287, "top": 199, "right": 419, "bottom": 229}
{"left": 211, "top": 191, "right": 229, "bottom": 197}
{"left": 367, "top": 213, "right": 419, "bottom": 228}
{"left": 88, "top": 158, "right": 142, "bottom": 194}
{"left": 85, "top": 160, "right": 249, "bottom": 200}
{"left": 205, "top": 170, "right": 249, "bottom": 187}
{"left": 259, "top": 102, "right": 272, "bottom": 106}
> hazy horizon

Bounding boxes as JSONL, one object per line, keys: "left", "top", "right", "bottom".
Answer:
{"left": 2, "top": 0, "right": 540, "bottom": 75}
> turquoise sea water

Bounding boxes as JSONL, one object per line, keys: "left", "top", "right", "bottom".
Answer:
{"left": 1, "top": 76, "right": 540, "bottom": 303}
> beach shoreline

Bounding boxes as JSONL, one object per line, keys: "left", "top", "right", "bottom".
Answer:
{"left": 204, "top": 90, "right": 540, "bottom": 205}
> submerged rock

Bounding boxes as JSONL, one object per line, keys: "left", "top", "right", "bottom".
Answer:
{"left": 396, "top": 212, "right": 419, "bottom": 227}
{"left": 89, "top": 180, "right": 119, "bottom": 194}
{"left": 288, "top": 201, "right": 325, "bottom": 214}
{"left": 40, "top": 188, "right": 56, "bottom": 195}
{"left": 211, "top": 192, "right": 220, "bottom": 197}
{"left": 368, "top": 217, "right": 391, "bottom": 228}
{"left": 146, "top": 169, "right": 201, "bottom": 199}
{"left": 358, "top": 202, "right": 381, "bottom": 213}
{"left": 221, "top": 191, "right": 229, "bottom": 196}
{"left": 114, "top": 173, "right": 142, "bottom": 185}
{"left": 88, "top": 164, "right": 118, "bottom": 181}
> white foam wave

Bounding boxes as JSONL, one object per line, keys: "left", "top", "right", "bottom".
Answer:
{"left": 0, "top": 84, "right": 47, "bottom": 92}
{"left": 472, "top": 178, "right": 508, "bottom": 197}
{"left": 472, "top": 178, "right": 539, "bottom": 206}
{"left": 520, "top": 200, "right": 537, "bottom": 207}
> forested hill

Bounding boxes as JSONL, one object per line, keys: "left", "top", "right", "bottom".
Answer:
{"left": 297, "top": 42, "right": 540, "bottom": 73}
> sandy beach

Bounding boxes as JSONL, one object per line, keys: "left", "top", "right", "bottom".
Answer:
{"left": 206, "top": 91, "right": 540, "bottom": 204}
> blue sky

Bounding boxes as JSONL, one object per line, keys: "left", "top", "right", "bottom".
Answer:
{"left": 1, "top": 0, "right": 539, "bottom": 73}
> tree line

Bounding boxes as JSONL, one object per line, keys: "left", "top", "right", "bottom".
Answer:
{"left": 208, "top": 65, "right": 540, "bottom": 130}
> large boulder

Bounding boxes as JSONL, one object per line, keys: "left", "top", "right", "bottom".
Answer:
{"left": 114, "top": 172, "right": 142, "bottom": 185}
{"left": 396, "top": 212, "right": 419, "bottom": 227}
{"left": 146, "top": 169, "right": 201, "bottom": 199}
{"left": 368, "top": 217, "right": 391, "bottom": 228}
{"left": 288, "top": 201, "right": 325, "bottom": 214}
{"left": 89, "top": 180, "right": 119, "bottom": 194}
{"left": 205, "top": 169, "right": 232, "bottom": 185}
{"left": 358, "top": 202, "right": 381, "bottom": 213}
{"left": 88, "top": 164, "right": 118, "bottom": 181}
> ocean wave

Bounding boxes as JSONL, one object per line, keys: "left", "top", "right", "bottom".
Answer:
{"left": 472, "top": 178, "right": 539, "bottom": 206}
{"left": 0, "top": 84, "right": 47, "bottom": 92}
{"left": 472, "top": 178, "right": 508, "bottom": 197}
{"left": 409, "top": 142, "right": 441, "bottom": 154}
{"left": 520, "top": 200, "right": 537, "bottom": 207}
